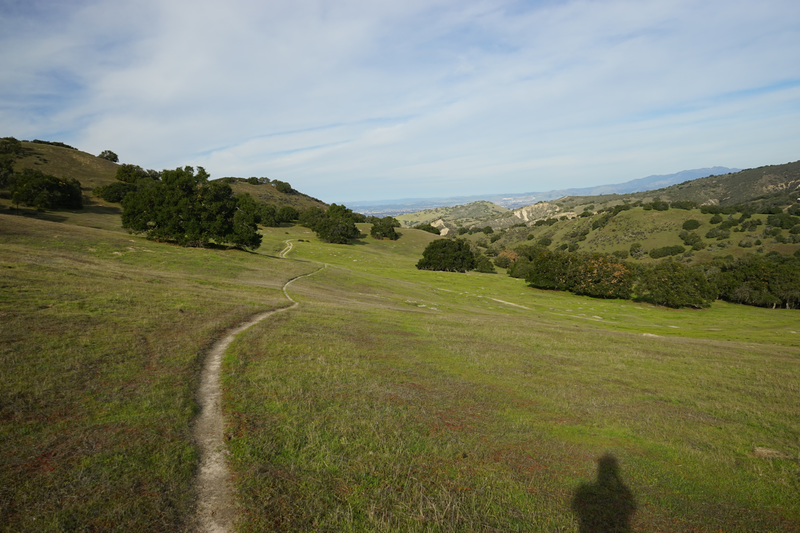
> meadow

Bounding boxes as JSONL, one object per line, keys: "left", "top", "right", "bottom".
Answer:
{"left": 1, "top": 213, "right": 798, "bottom": 531}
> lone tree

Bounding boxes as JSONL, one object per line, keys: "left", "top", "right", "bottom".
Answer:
{"left": 121, "top": 166, "right": 262, "bottom": 250}
{"left": 98, "top": 150, "right": 119, "bottom": 162}
{"left": 416, "top": 239, "right": 476, "bottom": 272}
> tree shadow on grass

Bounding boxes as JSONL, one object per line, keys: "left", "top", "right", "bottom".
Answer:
{"left": 571, "top": 453, "right": 637, "bottom": 533}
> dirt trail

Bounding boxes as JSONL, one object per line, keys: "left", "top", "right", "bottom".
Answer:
{"left": 193, "top": 265, "right": 323, "bottom": 532}
{"left": 279, "top": 239, "right": 293, "bottom": 258}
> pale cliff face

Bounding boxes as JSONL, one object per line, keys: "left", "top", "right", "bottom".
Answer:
{"left": 431, "top": 219, "right": 451, "bottom": 236}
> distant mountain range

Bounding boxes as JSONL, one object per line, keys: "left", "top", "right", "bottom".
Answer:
{"left": 347, "top": 167, "right": 740, "bottom": 216}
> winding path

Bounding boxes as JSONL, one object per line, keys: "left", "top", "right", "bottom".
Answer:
{"left": 193, "top": 258, "right": 323, "bottom": 532}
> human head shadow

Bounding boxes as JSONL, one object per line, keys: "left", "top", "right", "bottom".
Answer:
{"left": 571, "top": 453, "right": 637, "bottom": 533}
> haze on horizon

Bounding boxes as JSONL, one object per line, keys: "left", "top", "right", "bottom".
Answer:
{"left": 2, "top": 0, "right": 799, "bottom": 204}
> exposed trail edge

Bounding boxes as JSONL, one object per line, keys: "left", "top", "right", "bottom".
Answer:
{"left": 193, "top": 263, "right": 325, "bottom": 533}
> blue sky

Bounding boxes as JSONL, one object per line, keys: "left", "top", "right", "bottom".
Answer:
{"left": 2, "top": 0, "right": 799, "bottom": 203}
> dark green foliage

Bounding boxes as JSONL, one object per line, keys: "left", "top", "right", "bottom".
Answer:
{"left": 537, "top": 237, "right": 552, "bottom": 247}
{"left": 277, "top": 205, "right": 299, "bottom": 223}
{"left": 592, "top": 213, "right": 613, "bottom": 230}
{"left": 767, "top": 213, "right": 800, "bottom": 230}
{"left": 301, "top": 204, "right": 361, "bottom": 243}
{"left": 679, "top": 231, "right": 703, "bottom": 248}
{"left": 637, "top": 262, "right": 718, "bottom": 308}
{"left": 579, "top": 211, "right": 593, "bottom": 218}
{"left": 299, "top": 206, "right": 326, "bottom": 229}
{"left": 709, "top": 213, "right": 723, "bottom": 224}
{"left": 121, "top": 166, "right": 261, "bottom": 249}
{"left": 98, "top": 150, "right": 119, "bottom": 162}
{"left": 259, "top": 204, "right": 280, "bottom": 226}
{"left": 93, "top": 181, "right": 137, "bottom": 203}
{"left": 526, "top": 233, "right": 535, "bottom": 240}
{"left": 9, "top": 168, "right": 83, "bottom": 210}
{"left": 273, "top": 180, "right": 292, "bottom": 193}
{"left": 682, "top": 219, "right": 701, "bottom": 231}
{"left": 790, "top": 225, "right": 800, "bottom": 235}
{"left": 474, "top": 254, "right": 496, "bottom": 273}
{"left": 116, "top": 164, "right": 150, "bottom": 184}
{"left": 740, "top": 218, "right": 763, "bottom": 232}
{"left": 371, "top": 216, "right": 401, "bottom": 240}
{"left": 718, "top": 219, "right": 738, "bottom": 230}
{"left": 670, "top": 200, "right": 698, "bottom": 210}
{"left": 705, "top": 227, "right": 730, "bottom": 240}
{"left": 482, "top": 226, "right": 494, "bottom": 234}
{"left": 507, "top": 257, "right": 533, "bottom": 279}
{"left": 457, "top": 227, "right": 469, "bottom": 235}
{"left": 534, "top": 217, "right": 559, "bottom": 227}
{"left": 568, "top": 243, "right": 579, "bottom": 252}
{"left": 649, "top": 245, "right": 686, "bottom": 259}
{"left": 612, "top": 250, "right": 629, "bottom": 260}
{"left": 31, "top": 139, "right": 76, "bottom": 150}
{"left": 247, "top": 177, "right": 259, "bottom": 185}
{"left": 0, "top": 137, "right": 24, "bottom": 189}
{"left": 711, "top": 254, "right": 800, "bottom": 308}
{"left": 414, "top": 224, "right": 440, "bottom": 235}
{"left": 629, "top": 243, "right": 645, "bottom": 258}
{"left": 416, "top": 239, "right": 476, "bottom": 272}
{"left": 490, "top": 234, "right": 502, "bottom": 243}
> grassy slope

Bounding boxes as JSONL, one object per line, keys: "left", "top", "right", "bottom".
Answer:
{"left": 0, "top": 214, "right": 315, "bottom": 531}
{"left": 223, "top": 225, "right": 800, "bottom": 531}
{"left": 226, "top": 181, "right": 328, "bottom": 212}
{"left": 478, "top": 206, "right": 800, "bottom": 264}
{"left": 1, "top": 203, "right": 798, "bottom": 531}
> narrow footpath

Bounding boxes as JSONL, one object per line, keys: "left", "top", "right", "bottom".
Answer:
{"left": 193, "top": 255, "right": 323, "bottom": 532}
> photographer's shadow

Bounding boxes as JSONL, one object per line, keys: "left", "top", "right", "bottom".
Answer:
{"left": 571, "top": 454, "right": 637, "bottom": 532}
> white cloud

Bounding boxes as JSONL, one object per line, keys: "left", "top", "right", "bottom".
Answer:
{"left": 1, "top": 0, "right": 799, "bottom": 202}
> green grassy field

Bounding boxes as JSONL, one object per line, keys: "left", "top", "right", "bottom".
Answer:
{"left": 2, "top": 211, "right": 799, "bottom": 531}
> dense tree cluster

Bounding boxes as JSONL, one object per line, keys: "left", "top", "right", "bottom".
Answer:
{"left": 93, "top": 164, "right": 163, "bottom": 203}
{"left": 8, "top": 168, "right": 83, "bottom": 210}
{"left": 300, "top": 204, "right": 364, "bottom": 244}
{"left": 416, "top": 239, "right": 476, "bottom": 272}
{"left": 501, "top": 243, "right": 800, "bottom": 309}
{"left": 370, "top": 216, "right": 400, "bottom": 240}
{"left": 121, "top": 166, "right": 261, "bottom": 249}
{"left": 711, "top": 252, "right": 800, "bottom": 308}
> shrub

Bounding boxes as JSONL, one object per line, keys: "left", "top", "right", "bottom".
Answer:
{"left": 649, "top": 245, "right": 685, "bottom": 259}
{"left": 629, "top": 243, "right": 646, "bottom": 259}
{"left": 414, "top": 224, "right": 440, "bottom": 235}
{"left": 705, "top": 227, "right": 730, "bottom": 240}
{"left": 537, "top": 237, "right": 552, "bottom": 247}
{"left": 710, "top": 213, "right": 723, "bottom": 224}
{"left": 682, "top": 219, "right": 701, "bottom": 231}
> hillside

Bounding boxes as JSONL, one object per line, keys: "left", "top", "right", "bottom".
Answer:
{"left": 2, "top": 203, "right": 799, "bottom": 530}
{"left": 395, "top": 200, "right": 509, "bottom": 228}
{"left": 6, "top": 140, "right": 327, "bottom": 216}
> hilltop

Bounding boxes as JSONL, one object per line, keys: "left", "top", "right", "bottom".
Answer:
{"left": 5, "top": 140, "right": 327, "bottom": 218}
